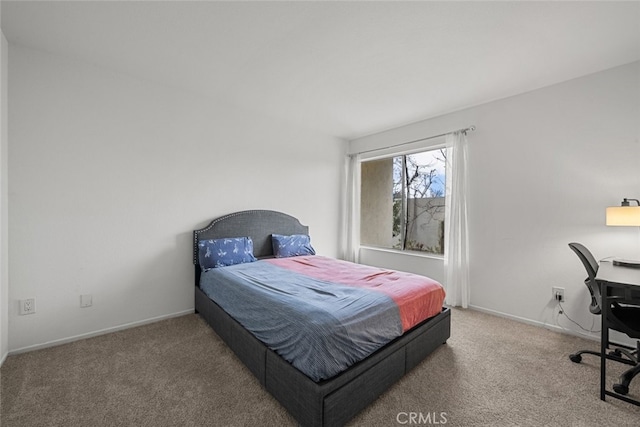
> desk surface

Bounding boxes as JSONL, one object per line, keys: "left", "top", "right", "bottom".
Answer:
{"left": 597, "top": 260, "right": 640, "bottom": 287}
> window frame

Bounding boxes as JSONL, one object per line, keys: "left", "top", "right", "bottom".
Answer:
{"left": 359, "top": 142, "right": 447, "bottom": 257}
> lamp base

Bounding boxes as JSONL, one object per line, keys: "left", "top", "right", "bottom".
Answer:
{"left": 613, "top": 259, "right": 640, "bottom": 268}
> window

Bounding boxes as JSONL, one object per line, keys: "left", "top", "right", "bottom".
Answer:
{"left": 360, "top": 147, "right": 446, "bottom": 255}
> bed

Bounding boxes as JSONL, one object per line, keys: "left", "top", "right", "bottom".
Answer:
{"left": 193, "top": 210, "right": 451, "bottom": 426}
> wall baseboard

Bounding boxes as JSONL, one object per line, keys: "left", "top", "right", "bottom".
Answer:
{"left": 467, "top": 304, "right": 600, "bottom": 342}
{"left": 8, "top": 309, "right": 195, "bottom": 356}
{"left": 0, "top": 350, "right": 7, "bottom": 367}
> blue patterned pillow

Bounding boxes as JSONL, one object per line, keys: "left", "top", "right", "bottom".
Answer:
{"left": 198, "top": 237, "right": 257, "bottom": 270}
{"left": 271, "top": 234, "right": 316, "bottom": 258}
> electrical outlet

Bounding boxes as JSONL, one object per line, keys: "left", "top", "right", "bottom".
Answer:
{"left": 80, "top": 294, "right": 92, "bottom": 308}
{"left": 552, "top": 287, "right": 565, "bottom": 302}
{"left": 19, "top": 298, "right": 36, "bottom": 315}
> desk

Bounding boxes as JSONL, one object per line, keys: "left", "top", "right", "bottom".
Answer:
{"left": 595, "top": 260, "right": 640, "bottom": 406}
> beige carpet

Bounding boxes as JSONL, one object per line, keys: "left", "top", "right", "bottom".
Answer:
{"left": 1, "top": 308, "right": 639, "bottom": 426}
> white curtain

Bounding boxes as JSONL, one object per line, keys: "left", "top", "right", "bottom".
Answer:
{"left": 341, "top": 154, "right": 361, "bottom": 263}
{"left": 444, "top": 131, "right": 470, "bottom": 308}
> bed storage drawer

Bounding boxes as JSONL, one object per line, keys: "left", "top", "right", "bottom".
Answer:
{"left": 265, "top": 346, "right": 405, "bottom": 427}
{"left": 265, "top": 349, "right": 323, "bottom": 427}
{"left": 405, "top": 308, "right": 451, "bottom": 371}
{"left": 323, "top": 349, "right": 405, "bottom": 426}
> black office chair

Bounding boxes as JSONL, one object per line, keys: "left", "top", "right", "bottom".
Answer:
{"left": 568, "top": 242, "right": 640, "bottom": 395}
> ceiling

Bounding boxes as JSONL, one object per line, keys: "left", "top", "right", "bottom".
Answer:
{"left": 2, "top": 1, "right": 639, "bottom": 140}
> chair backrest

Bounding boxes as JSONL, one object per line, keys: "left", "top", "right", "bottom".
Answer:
{"left": 568, "top": 242, "right": 602, "bottom": 315}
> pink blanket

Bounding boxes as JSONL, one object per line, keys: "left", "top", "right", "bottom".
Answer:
{"left": 267, "top": 256, "right": 445, "bottom": 332}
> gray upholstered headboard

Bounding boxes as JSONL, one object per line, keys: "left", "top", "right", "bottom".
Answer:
{"left": 193, "top": 210, "right": 309, "bottom": 283}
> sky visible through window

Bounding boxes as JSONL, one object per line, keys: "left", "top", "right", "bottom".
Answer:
{"left": 393, "top": 149, "right": 446, "bottom": 198}
{"left": 409, "top": 150, "right": 445, "bottom": 196}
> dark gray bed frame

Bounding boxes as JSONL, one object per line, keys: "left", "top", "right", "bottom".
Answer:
{"left": 193, "top": 210, "right": 451, "bottom": 426}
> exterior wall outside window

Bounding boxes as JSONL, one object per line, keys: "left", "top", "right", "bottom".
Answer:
{"left": 360, "top": 158, "right": 394, "bottom": 248}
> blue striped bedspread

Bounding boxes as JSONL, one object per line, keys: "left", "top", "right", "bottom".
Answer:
{"left": 199, "top": 258, "right": 436, "bottom": 381}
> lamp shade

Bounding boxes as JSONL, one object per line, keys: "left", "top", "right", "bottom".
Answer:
{"left": 606, "top": 206, "right": 640, "bottom": 226}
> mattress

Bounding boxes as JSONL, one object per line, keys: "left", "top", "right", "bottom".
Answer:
{"left": 199, "top": 255, "right": 445, "bottom": 381}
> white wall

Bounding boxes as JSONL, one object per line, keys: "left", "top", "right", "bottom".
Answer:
{"left": 8, "top": 45, "right": 346, "bottom": 352}
{"left": 352, "top": 61, "right": 640, "bottom": 339}
{"left": 0, "top": 4, "right": 8, "bottom": 365}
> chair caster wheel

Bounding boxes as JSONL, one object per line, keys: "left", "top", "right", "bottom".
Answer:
{"left": 569, "top": 354, "right": 582, "bottom": 363}
{"left": 613, "top": 383, "right": 629, "bottom": 395}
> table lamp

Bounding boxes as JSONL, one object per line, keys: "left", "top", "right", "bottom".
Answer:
{"left": 606, "top": 198, "right": 640, "bottom": 267}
